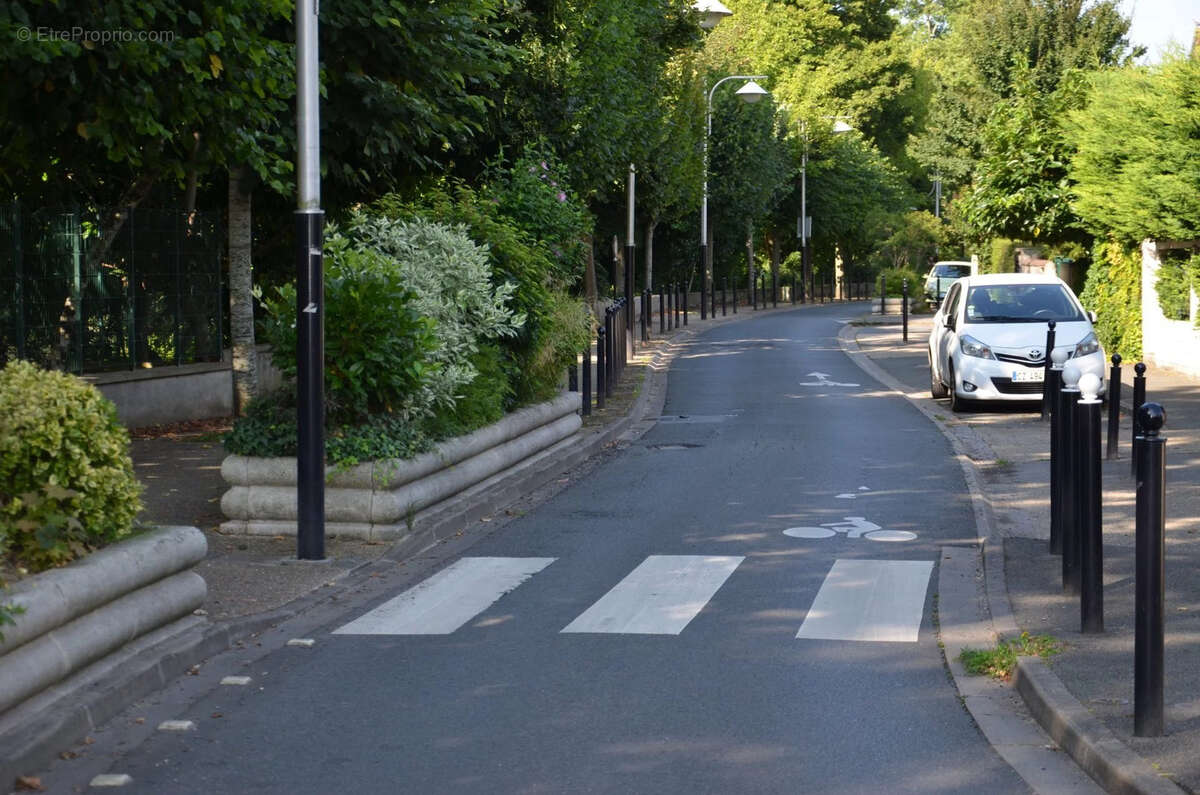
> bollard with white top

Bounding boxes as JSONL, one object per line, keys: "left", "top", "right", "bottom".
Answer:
{"left": 1060, "top": 360, "right": 1083, "bottom": 595}
{"left": 1048, "top": 348, "right": 1069, "bottom": 556}
{"left": 1077, "top": 372, "right": 1104, "bottom": 634}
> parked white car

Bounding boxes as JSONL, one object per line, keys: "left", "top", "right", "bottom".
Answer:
{"left": 923, "top": 260, "right": 973, "bottom": 305}
{"left": 928, "top": 273, "right": 1106, "bottom": 411}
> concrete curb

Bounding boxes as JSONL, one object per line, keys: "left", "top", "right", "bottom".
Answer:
{"left": 219, "top": 392, "right": 582, "bottom": 537}
{"left": 1015, "top": 658, "right": 1183, "bottom": 795}
{"left": 838, "top": 318, "right": 1183, "bottom": 795}
{"left": 0, "top": 525, "right": 207, "bottom": 655}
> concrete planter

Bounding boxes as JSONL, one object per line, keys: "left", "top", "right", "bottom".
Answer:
{"left": 878, "top": 296, "right": 921, "bottom": 314}
{"left": 0, "top": 526, "right": 207, "bottom": 718}
{"left": 220, "top": 391, "right": 582, "bottom": 540}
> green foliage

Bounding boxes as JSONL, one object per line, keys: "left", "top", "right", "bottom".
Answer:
{"left": 484, "top": 147, "right": 590, "bottom": 284}
{"left": 519, "top": 289, "right": 594, "bottom": 405}
{"left": 423, "top": 344, "right": 512, "bottom": 440}
{"left": 1154, "top": 253, "right": 1199, "bottom": 323}
{"left": 0, "top": 361, "right": 141, "bottom": 572}
{"left": 223, "top": 391, "right": 432, "bottom": 470}
{"left": 343, "top": 212, "right": 525, "bottom": 417}
{"left": 960, "top": 67, "right": 1086, "bottom": 243}
{"left": 884, "top": 267, "right": 923, "bottom": 296}
{"left": 258, "top": 231, "right": 439, "bottom": 425}
{"left": 960, "top": 631, "right": 1063, "bottom": 680}
{"left": 0, "top": 597, "right": 22, "bottom": 643}
{"left": 1079, "top": 239, "right": 1142, "bottom": 360}
{"left": 879, "top": 211, "right": 945, "bottom": 269}
{"left": 988, "top": 238, "right": 1020, "bottom": 274}
{"left": 1065, "top": 55, "right": 1200, "bottom": 244}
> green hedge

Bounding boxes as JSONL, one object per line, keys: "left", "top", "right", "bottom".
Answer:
{"left": 1079, "top": 239, "right": 1142, "bottom": 360}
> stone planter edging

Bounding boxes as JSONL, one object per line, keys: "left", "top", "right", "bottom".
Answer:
{"left": 0, "top": 526, "right": 207, "bottom": 717}
{"left": 220, "top": 391, "right": 582, "bottom": 539}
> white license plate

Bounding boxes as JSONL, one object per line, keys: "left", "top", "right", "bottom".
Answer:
{"left": 1011, "top": 369, "right": 1044, "bottom": 383}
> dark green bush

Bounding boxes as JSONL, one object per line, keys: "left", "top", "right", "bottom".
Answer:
{"left": 423, "top": 344, "right": 513, "bottom": 440}
{"left": 0, "top": 360, "right": 142, "bottom": 572}
{"left": 257, "top": 231, "right": 438, "bottom": 425}
{"left": 1155, "top": 252, "right": 1195, "bottom": 322}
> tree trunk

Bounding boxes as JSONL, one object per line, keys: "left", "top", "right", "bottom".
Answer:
{"left": 228, "top": 166, "right": 258, "bottom": 415}
{"left": 583, "top": 233, "right": 598, "bottom": 319}
{"left": 644, "top": 219, "right": 657, "bottom": 292}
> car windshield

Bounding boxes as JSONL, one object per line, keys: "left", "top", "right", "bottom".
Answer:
{"left": 932, "top": 264, "right": 971, "bottom": 278}
{"left": 963, "top": 284, "right": 1085, "bottom": 323}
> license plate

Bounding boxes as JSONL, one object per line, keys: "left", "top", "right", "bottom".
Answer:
{"left": 1011, "top": 369, "right": 1044, "bottom": 383}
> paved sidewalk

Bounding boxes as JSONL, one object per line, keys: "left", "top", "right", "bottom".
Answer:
{"left": 852, "top": 314, "right": 1200, "bottom": 794}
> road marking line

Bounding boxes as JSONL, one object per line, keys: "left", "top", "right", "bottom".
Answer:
{"left": 157, "top": 720, "right": 196, "bottom": 732}
{"left": 286, "top": 638, "right": 315, "bottom": 648}
{"left": 220, "top": 676, "right": 252, "bottom": 686}
{"left": 796, "top": 559, "right": 934, "bottom": 643}
{"left": 561, "top": 555, "right": 743, "bottom": 635}
{"left": 332, "top": 557, "right": 556, "bottom": 635}
{"left": 89, "top": 774, "right": 133, "bottom": 787}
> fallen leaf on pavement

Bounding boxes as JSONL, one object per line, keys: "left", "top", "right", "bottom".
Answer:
{"left": 15, "top": 775, "right": 45, "bottom": 790}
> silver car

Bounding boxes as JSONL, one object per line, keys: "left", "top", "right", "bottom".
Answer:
{"left": 928, "top": 273, "right": 1106, "bottom": 411}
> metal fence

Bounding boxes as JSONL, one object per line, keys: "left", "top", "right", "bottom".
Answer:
{"left": 0, "top": 204, "right": 223, "bottom": 374}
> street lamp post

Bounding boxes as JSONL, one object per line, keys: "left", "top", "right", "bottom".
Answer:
{"left": 702, "top": 75, "right": 768, "bottom": 320}
{"left": 797, "top": 117, "right": 852, "bottom": 305}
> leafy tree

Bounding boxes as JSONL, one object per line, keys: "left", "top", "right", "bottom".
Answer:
{"left": 879, "top": 210, "right": 945, "bottom": 269}
{"left": 1064, "top": 54, "right": 1200, "bottom": 244}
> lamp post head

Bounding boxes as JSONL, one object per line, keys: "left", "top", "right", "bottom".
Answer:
{"left": 693, "top": 0, "right": 732, "bottom": 29}
{"left": 736, "top": 80, "right": 769, "bottom": 104}
{"left": 831, "top": 119, "right": 854, "bottom": 134}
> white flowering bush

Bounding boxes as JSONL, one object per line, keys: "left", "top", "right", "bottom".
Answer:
{"left": 345, "top": 212, "right": 525, "bottom": 417}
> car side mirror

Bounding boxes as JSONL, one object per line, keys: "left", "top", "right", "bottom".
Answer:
{"left": 1087, "top": 310, "right": 1097, "bottom": 323}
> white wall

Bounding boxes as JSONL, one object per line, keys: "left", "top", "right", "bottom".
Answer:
{"left": 1141, "top": 239, "right": 1200, "bottom": 377}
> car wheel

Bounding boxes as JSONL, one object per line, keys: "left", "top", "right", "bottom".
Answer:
{"left": 948, "top": 363, "right": 968, "bottom": 413}
{"left": 929, "top": 352, "right": 948, "bottom": 399}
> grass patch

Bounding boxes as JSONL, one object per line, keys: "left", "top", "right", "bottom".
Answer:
{"left": 959, "top": 632, "right": 1063, "bottom": 680}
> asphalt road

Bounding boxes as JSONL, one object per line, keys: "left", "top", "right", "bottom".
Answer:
{"left": 67, "top": 303, "right": 1029, "bottom": 794}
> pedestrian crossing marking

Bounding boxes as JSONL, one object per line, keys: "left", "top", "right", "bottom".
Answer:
{"left": 332, "top": 557, "right": 556, "bottom": 635}
{"left": 560, "top": 555, "right": 743, "bottom": 635}
{"left": 796, "top": 559, "right": 933, "bottom": 643}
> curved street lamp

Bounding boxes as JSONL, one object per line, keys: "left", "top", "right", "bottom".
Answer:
{"left": 700, "top": 75, "right": 770, "bottom": 318}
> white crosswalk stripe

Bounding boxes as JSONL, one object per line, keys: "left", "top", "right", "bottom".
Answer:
{"left": 561, "top": 555, "right": 744, "bottom": 635}
{"left": 332, "top": 557, "right": 556, "bottom": 635}
{"left": 796, "top": 559, "right": 934, "bottom": 643}
{"left": 331, "top": 554, "right": 934, "bottom": 642}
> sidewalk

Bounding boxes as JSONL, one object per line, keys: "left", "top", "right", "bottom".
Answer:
{"left": 850, "top": 314, "right": 1200, "bottom": 794}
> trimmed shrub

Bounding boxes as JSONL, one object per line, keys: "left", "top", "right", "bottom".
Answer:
{"left": 257, "top": 230, "right": 439, "bottom": 425}
{"left": 343, "top": 212, "right": 525, "bottom": 417}
{"left": 883, "top": 267, "right": 923, "bottom": 297}
{"left": 0, "top": 360, "right": 142, "bottom": 571}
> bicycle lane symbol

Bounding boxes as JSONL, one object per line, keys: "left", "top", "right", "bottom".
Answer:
{"left": 783, "top": 517, "right": 917, "bottom": 543}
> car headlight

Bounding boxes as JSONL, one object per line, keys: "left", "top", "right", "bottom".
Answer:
{"left": 1074, "top": 332, "right": 1101, "bottom": 358}
{"left": 959, "top": 334, "right": 995, "bottom": 360}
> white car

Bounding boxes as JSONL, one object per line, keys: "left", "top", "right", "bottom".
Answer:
{"left": 928, "top": 273, "right": 1106, "bottom": 411}
{"left": 923, "top": 261, "right": 973, "bottom": 305}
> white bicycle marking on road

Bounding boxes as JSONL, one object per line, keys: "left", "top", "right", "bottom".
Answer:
{"left": 783, "top": 516, "right": 918, "bottom": 542}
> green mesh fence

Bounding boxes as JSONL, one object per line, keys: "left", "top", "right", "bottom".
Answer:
{"left": 0, "top": 204, "right": 222, "bottom": 374}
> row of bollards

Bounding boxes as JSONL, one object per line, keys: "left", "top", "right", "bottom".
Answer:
{"left": 1044, "top": 332, "right": 1167, "bottom": 736}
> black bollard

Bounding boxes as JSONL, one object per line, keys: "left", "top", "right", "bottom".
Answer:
{"left": 595, "top": 325, "right": 606, "bottom": 409}
{"left": 1077, "top": 373, "right": 1104, "bottom": 634}
{"left": 879, "top": 274, "right": 885, "bottom": 314}
{"left": 1040, "top": 321, "right": 1057, "bottom": 420}
{"left": 1060, "top": 363, "right": 1082, "bottom": 594}
{"left": 641, "top": 289, "right": 649, "bottom": 343}
{"left": 1107, "top": 354, "right": 1122, "bottom": 459}
{"left": 683, "top": 286, "right": 688, "bottom": 326}
{"left": 701, "top": 272, "right": 707, "bottom": 320}
{"left": 659, "top": 285, "right": 665, "bottom": 334}
{"left": 1048, "top": 350, "right": 1066, "bottom": 555}
{"left": 1131, "top": 362, "right": 1146, "bottom": 478}
{"left": 1134, "top": 402, "right": 1166, "bottom": 737}
{"left": 902, "top": 279, "right": 909, "bottom": 343}
{"left": 604, "top": 309, "right": 614, "bottom": 396}
{"left": 581, "top": 343, "right": 591, "bottom": 416}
